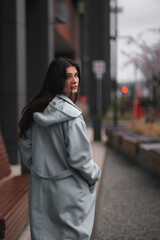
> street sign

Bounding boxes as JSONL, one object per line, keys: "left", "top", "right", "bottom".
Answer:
{"left": 92, "top": 60, "right": 106, "bottom": 80}
{"left": 92, "top": 60, "right": 106, "bottom": 74}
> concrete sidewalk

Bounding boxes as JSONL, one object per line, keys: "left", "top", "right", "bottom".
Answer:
{"left": 86, "top": 127, "right": 107, "bottom": 193}
{"left": 92, "top": 146, "right": 160, "bottom": 240}
{"left": 11, "top": 127, "right": 106, "bottom": 240}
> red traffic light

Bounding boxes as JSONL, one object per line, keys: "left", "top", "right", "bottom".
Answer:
{"left": 122, "top": 86, "right": 128, "bottom": 94}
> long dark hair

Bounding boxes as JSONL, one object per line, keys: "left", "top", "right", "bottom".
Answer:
{"left": 18, "top": 58, "right": 81, "bottom": 137}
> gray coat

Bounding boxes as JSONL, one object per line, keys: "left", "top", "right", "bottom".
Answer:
{"left": 19, "top": 94, "right": 101, "bottom": 240}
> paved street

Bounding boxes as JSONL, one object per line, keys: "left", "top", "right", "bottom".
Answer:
{"left": 92, "top": 146, "right": 160, "bottom": 240}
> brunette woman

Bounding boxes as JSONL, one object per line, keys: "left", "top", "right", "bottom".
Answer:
{"left": 18, "top": 58, "right": 101, "bottom": 240}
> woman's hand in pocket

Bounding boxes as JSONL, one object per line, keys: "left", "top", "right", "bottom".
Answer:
{"left": 88, "top": 183, "right": 95, "bottom": 187}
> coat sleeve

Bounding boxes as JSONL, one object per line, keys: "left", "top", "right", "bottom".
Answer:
{"left": 65, "top": 116, "right": 101, "bottom": 185}
{"left": 19, "top": 127, "right": 32, "bottom": 170}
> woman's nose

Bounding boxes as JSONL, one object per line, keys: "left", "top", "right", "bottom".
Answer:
{"left": 72, "top": 76, "right": 77, "bottom": 82}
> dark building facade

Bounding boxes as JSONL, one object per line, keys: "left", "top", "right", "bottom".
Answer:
{"left": 0, "top": 0, "right": 80, "bottom": 165}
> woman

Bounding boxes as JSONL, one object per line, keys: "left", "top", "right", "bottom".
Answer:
{"left": 18, "top": 58, "right": 101, "bottom": 240}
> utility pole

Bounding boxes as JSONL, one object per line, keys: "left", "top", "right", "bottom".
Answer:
{"left": 110, "top": 0, "right": 122, "bottom": 126}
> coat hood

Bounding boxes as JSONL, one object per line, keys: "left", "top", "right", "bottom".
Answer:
{"left": 33, "top": 94, "right": 82, "bottom": 127}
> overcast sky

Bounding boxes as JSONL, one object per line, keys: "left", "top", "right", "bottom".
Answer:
{"left": 117, "top": 0, "right": 160, "bottom": 83}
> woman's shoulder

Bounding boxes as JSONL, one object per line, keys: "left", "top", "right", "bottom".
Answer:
{"left": 65, "top": 112, "right": 86, "bottom": 132}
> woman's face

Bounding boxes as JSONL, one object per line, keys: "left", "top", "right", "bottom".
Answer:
{"left": 63, "top": 66, "right": 79, "bottom": 97}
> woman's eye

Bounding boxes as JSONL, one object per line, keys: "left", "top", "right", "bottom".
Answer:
{"left": 66, "top": 73, "right": 78, "bottom": 79}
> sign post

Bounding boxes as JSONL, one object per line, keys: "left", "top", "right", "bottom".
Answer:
{"left": 92, "top": 60, "right": 106, "bottom": 140}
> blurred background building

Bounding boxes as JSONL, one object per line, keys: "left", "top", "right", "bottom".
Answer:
{"left": 0, "top": 0, "right": 81, "bottom": 165}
